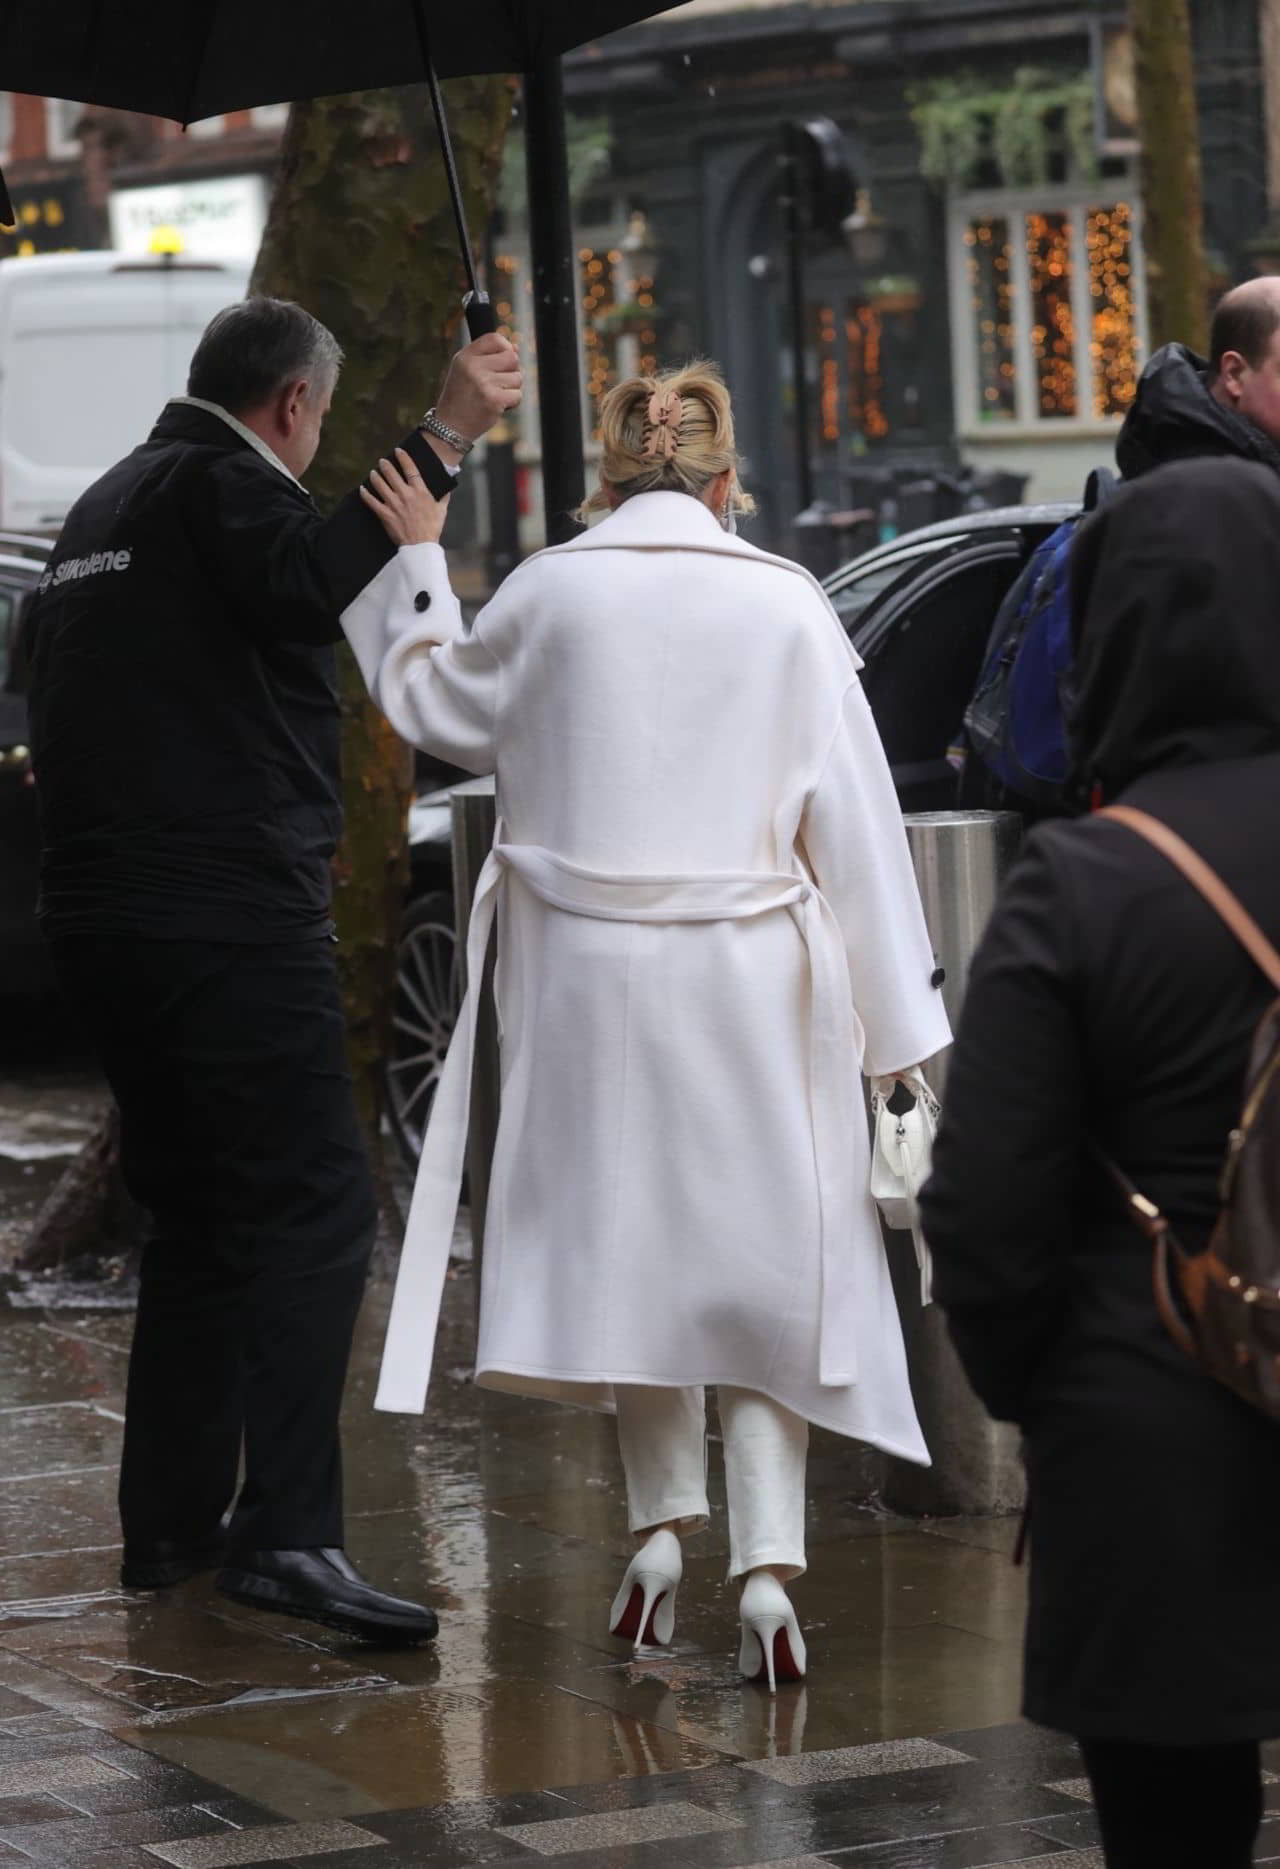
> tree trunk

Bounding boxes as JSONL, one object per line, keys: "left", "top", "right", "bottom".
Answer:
{"left": 1261, "top": 0, "right": 1280, "bottom": 214}
{"left": 15, "top": 81, "right": 512, "bottom": 1279}
{"left": 251, "top": 80, "right": 512, "bottom": 1210}
{"left": 1131, "top": 0, "right": 1209, "bottom": 352}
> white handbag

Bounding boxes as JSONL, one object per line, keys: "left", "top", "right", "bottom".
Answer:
{"left": 869, "top": 1067, "right": 941, "bottom": 1305}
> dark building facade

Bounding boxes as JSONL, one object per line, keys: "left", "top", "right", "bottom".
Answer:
{"left": 0, "top": 0, "right": 1268, "bottom": 557}
{"left": 538, "top": 0, "right": 1268, "bottom": 548}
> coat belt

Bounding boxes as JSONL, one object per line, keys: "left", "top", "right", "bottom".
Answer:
{"left": 374, "top": 834, "right": 863, "bottom": 1414}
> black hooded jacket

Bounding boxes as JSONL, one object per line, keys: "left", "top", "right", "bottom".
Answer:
{"left": 28, "top": 404, "right": 454, "bottom": 943}
{"left": 919, "top": 459, "right": 1280, "bottom": 1743}
{"left": 1116, "top": 341, "right": 1280, "bottom": 479}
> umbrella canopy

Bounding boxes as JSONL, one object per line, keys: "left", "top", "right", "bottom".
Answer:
{"left": 0, "top": 3, "right": 685, "bottom": 119}
{"left": 0, "top": 0, "right": 685, "bottom": 539}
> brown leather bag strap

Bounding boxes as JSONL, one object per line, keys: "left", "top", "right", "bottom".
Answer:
{"left": 1100, "top": 805, "right": 1280, "bottom": 993}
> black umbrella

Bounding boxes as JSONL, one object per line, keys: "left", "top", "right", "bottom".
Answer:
{"left": 0, "top": 1, "right": 685, "bottom": 533}
{"left": 1, "top": 4, "right": 678, "bottom": 319}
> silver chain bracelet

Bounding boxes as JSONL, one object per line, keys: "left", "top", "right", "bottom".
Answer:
{"left": 419, "top": 407, "right": 474, "bottom": 456}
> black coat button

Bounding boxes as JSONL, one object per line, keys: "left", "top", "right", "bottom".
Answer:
{"left": 413, "top": 590, "right": 432, "bottom": 613}
{"left": 931, "top": 966, "right": 947, "bottom": 989}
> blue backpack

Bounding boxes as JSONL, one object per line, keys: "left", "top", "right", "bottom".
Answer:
{"left": 964, "top": 469, "right": 1116, "bottom": 806}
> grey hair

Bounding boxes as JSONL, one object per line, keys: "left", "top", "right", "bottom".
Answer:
{"left": 186, "top": 296, "right": 343, "bottom": 414}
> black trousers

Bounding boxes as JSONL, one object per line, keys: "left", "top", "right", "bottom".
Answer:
{"left": 1079, "top": 1736, "right": 1263, "bottom": 1868}
{"left": 51, "top": 934, "right": 377, "bottom": 1554}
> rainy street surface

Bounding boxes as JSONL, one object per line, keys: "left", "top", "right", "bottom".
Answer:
{"left": 4, "top": 1065, "right": 1280, "bottom": 1868}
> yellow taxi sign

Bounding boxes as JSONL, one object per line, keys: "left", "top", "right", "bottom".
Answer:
{"left": 147, "top": 225, "right": 184, "bottom": 256}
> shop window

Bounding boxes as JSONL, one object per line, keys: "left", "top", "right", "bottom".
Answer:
{"left": 806, "top": 297, "right": 894, "bottom": 452}
{"left": 950, "top": 189, "right": 1144, "bottom": 429}
{"left": 847, "top": 303, "right": 889, "bottom": 441}
{"left": 45, "top": 98, "right": 83, "bottom": 158}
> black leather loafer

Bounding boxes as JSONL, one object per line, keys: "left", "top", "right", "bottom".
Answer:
{"left": 216, "top": 1548, "right": 438, "bottom": 1646}
{"left": 121, "top": 1535, "right": 226, "bottom": 1590}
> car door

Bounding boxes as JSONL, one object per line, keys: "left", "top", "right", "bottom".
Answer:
{"left": 850, "top": 537, "right": 1030, "bottom": 812}
{"left": 0, "top": 573, "right": 49, "bottom": 991}
{"left": 824, "top": 536, "right": 962, "bottom": 636}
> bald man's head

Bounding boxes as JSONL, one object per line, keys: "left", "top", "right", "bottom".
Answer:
{"left": 1208, "top": 278, "right": 1280, "bottom": 442}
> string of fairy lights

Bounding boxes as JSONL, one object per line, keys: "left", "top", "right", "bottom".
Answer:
{"left": 965, "top": 218, "right": 1017, "bottom": 420}
{"left": 493, "top": 246, "right": 658, "bottom": 440}
{"left": 846, "top": 304, "right": 890, "bottom": 441}
{"left": 964, "top": 199, "right": 1138, "bottom": 423}
{"left": 1087, "top": 202, "right": 1138, "bottom": 418}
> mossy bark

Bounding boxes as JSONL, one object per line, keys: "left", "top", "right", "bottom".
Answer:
{"left": 1132, "top": 0, "right": 1209, "bottom": 353}
{"left": 251, "top": 81, "right": 512, "bottom": 1181}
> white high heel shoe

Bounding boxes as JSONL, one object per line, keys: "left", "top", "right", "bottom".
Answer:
{"left": 738, "top": 1571, "right": 807, "bottom": 1692}
{"left": 608, "top": 1528, "right": 682, "bottom": 1649}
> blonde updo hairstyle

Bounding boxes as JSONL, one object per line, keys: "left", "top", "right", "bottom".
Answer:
{"left": 581, "top": 361, "right": 756, "bottom": 521}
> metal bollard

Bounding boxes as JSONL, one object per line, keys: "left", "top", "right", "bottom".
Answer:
{"left": 450, "top": 776, "right": 499, "bottom": 1296}
{"left": 881, "top": 809, "right": 1026, "bottom": 1517}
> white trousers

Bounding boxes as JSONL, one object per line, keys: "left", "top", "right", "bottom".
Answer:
{"left": 614, "top": 1384, "right": 809, "bottom": 1580}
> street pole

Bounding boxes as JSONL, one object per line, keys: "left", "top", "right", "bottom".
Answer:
{"left": 482, "top": 217, "right": 522, "bottom": 587}
{"left": 782, "top": 123, "right": 814, "bottom": 515}
{"left": 523, "top": 57, "right": 587, "bottom": 546}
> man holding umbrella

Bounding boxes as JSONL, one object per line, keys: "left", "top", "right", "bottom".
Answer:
{"left": 28, "top": 299, "right": 520, "bottom": 1644}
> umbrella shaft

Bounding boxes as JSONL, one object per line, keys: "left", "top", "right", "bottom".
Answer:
{"left": 413, "top": 0, "right": 482, "bottom": 299}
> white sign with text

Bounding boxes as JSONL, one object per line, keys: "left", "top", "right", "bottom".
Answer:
{"left": 108, "top": 174, "right": 266, "bottom": 258}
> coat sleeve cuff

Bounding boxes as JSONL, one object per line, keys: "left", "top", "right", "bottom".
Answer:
{"left": 340, "top": 541, "right": 462, "bottom": 706}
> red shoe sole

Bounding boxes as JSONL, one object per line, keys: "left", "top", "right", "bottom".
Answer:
{"left": 748, "top": 1626, "right": 804, "bottom": 1686}
{"left": 610, "top": 1583, "right": 665, "bottom": 1646}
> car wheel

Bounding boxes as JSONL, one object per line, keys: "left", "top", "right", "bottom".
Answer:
{"left": 385, "top": 888, "right": 460, "bottom": 1168}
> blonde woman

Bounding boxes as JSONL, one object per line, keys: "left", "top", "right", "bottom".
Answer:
{"left": 342, "top": 365, "right": 950, "bottom": 1686}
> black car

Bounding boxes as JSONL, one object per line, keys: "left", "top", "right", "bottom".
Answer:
{"left": 825, "top": 502, "right": 1077, "bottom": 812}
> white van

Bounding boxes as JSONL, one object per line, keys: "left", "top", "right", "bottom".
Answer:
{"left": 0, "top": 251, "right": 251, "bottom": 534}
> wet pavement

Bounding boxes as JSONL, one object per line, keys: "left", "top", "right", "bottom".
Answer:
{"left": 3, "top": 1070, "right": 1280, "bottom": 1865}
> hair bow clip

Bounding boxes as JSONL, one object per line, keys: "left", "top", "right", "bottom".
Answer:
{"left": 644, "top": 387, "right": 683, "bottom": 460}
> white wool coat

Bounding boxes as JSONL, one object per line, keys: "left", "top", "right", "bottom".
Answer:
{"left": 342, "top": 491, "right": 951, "bottom": 1458}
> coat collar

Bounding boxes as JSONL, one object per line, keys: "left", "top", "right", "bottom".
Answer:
{"left": 528, "top": 491, "right": 862, "bottom": 668}
{"left": 550, "top": 490, "right": 766, "bottom": 562}
{"left": 170, "top": 396, "right": 304, "bottom": 487}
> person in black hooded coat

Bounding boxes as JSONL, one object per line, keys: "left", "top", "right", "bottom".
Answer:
{"left": 1118, "top": 277, "right": 1280, "bottom": 480}
{"left": 919, "top": 457, "right": 1280, "bottom": 1868}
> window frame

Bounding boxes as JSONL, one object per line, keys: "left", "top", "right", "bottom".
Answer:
{"left": 45, "top": 97, "right": 83, "bottom": 159}
{"left": 948, "top": 179, "right": 1149, "bottom": 439}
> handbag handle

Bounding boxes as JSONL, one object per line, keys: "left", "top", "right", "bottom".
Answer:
{"left": 1100, "top": 806, "right": 1280, "bottom": 991}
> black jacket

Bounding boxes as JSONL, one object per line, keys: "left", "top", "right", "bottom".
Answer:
{"left": 28, "top": 404, "right": 453, "bottom": 942}
{"left": 1116, "top": 341, "right": 1280, "bottom": 479}
{"left": 921, "top": 464, "right": 1280, "bottom": 1745}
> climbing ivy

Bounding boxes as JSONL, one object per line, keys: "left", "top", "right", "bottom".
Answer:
{"left": 909, "top": 68, "right": 1098, "bottom": 189}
